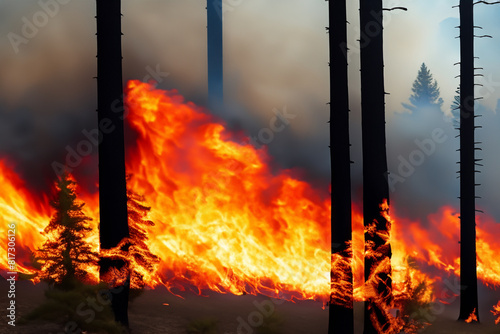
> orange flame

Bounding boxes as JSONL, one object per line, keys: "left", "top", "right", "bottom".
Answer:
{"left": 390, "top": 205, "right": 500, "bottom": 297}
{"left": 492, "top": 301, "right": 500, "bottom": 325}
{"left": 0, "top": 160, "right": 51, "bottom": 276}
{"left": 465, "top": 308, "right": 478, "bottom": 323}
{"left": 124, "top": 80, "right": 331, "bottom": 299}
{"left": 0, "top": 81, "right": 498, "bottom": 327}
{"left": 330, "top": 242, "right": 353, "bottom": 308}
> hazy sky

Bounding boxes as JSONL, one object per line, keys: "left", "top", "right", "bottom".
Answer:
{"left": 1, "top": 0, "right": 500, "bottom": 220}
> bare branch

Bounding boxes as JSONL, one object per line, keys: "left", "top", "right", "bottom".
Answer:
{"left": 474, "top": 0, "right": 500, "bottom": 5}
{"left": 382, "top": 7, "right": 407, "bottom": 11}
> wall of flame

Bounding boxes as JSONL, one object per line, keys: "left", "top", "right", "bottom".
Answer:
{"left": 0, "top": 82, "right": 499, "bottom": 320}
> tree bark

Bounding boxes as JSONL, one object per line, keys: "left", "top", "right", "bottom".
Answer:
{"left": 96, "top": 0, "right": 130, "bottom": 327}
{"left": 207, "top": 0, "right": 224, "bottom": 110}
{"left": 458, "top": 0, "right": 479, "bottom": 322}
{"left": 328, "top": 0, "right": 354, "bottom": 333}
{"left": 359, "top": 1, "right": 392, "bottom": 333}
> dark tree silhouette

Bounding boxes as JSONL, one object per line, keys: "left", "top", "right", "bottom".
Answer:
{"left": 96, "top": 0, "right": 130, "bottom": 327}
{"left": 457, "top": 0, "right": 479, "bottom": 322}
{"left": 327, "top": 0, "right": 354, "bottom": 333}
{"left": 359, "top": 1, "right": 393, "bottom": 333}
{"left": 207, "top": 0, "right": 223, "bottom": 109}
{"left": 35, "top": 174, "right": 98, "bottom": 289}
{"left": 402, "top": 63, "right": 444, "bottom": 112}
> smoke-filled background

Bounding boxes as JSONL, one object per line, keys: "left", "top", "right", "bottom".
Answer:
{"left": 1, "top": 0, "right": 500, "bottom": 223}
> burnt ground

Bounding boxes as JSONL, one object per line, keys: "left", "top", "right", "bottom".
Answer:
{"left": 0, "top": 278, "right": 499, "bottom": 334}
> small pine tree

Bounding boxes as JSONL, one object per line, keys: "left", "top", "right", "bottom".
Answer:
{"left": 403, "top": 63, "right": 444, "bottom": 112}
{"left": 35, "top": 173, "right": 98, "bottom": 289}
{"left": 396, "top": 257, "right": 432, "bottom": 332}
{"left": 100, "top": 176, "right": 160, "bottom": 290}
{"left": 127, "top": 186, "right": 160, "bottom": 289}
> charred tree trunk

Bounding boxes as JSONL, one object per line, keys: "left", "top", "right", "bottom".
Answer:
{"left": 207, "top": 0, "right": 223, "bottom": 109}
{"left": 359, "top": 1, "right": 392, "bottom": 333}
{"left": 96, "top": 0, "right": 130, "bottom": 327}
{"left": 328, "top": 0, "right": 354, "bottom": 333}
{"left": 458, "top": 0, "right": 479, "bottom": 322}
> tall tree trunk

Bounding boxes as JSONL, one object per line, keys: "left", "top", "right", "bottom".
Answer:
{"left": 96, "top": 0, "right": 130, "bottom": 327}
{"left": 458, "top": 0, "right": 479, "bottom": 322}
{"left": 328, "top": 0, "right": 354, "bottom": 333}
{"left": 359, "top": 1, "right": 392, "bottom": 333}
{"left": 207, "top": 0, "right": 223, "bottom": 109}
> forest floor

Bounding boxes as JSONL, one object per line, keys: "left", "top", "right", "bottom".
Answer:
{"left": 0, "top": 278, "right": 499, "bottom": 334}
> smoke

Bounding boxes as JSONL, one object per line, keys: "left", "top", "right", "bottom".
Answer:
{"left": 0, "top": 0, "right": 500, "bottom": 224}
{"left": 386, "top": 104, "right": 459, "bottom": 220}
{"left": 0, "top": 0, "right": 333, "bottom": 194}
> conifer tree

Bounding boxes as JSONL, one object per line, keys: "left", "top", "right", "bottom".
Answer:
{"left": 126, "top": 187, "right": 160, "bottom": 289}
{"left": 36, "top": 174, "right": 98, "bottom": 289}
{"left": 403, "top": 63, "right": 444, "bottom": 112}
{"left": 100, "top": 179, "right": 159, "bottom": 290}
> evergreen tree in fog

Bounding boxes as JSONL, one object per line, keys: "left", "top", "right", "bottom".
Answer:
{"left": 403, "top": 63, "right": 444, "bottom": 112}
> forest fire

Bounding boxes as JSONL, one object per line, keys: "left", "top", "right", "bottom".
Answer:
{"left": 123, "top": 80, "right": 331, "bottom": 299}
{"left": 0, "top": 81, "right": 500, "bottom": 328}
